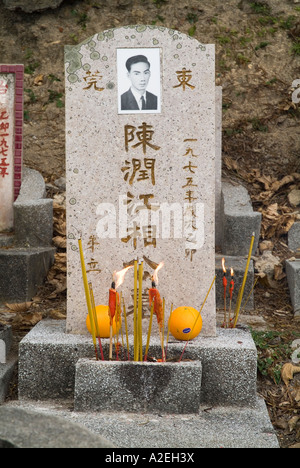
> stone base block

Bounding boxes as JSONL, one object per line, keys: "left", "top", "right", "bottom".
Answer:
{"left": 221, "top": 182, "right": 261, "bottom": 257}
{"left": 286, "top": 259, "right": 300, "bottom": 317}
{"left": 215, "top": 254, "right": 254, "bottom": 310}
{"left": 75, "top": 359, "right": 202, "bottom": 414}
{"left": 0, "top": 247, "right": 55, "bottom": 303}
{"left": 19, "top": 320, "right": 257, "bottom": 408}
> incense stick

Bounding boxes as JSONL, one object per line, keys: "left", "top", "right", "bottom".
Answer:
{"left": 138, "top": 261, "right": 144, "bottom": 361}
{"left": 144, "top": 301, "right": 154, "bottom": 362}
{"left": 78, "top": 239, "right": 98, "bottom": 361}
{"left": 233, "top": 233, "right": 255, "bottom": 328}
{"left": 179, "top": 275, "right": 216, "bottom": 363}
{"left": 89, "top": 282, "right": 104, "bottom": 361}
{"left": 133, "top": 260, "right": 138, "bottom": 361}
{"left": 122, "top": 297, "right": 130, "bottom": 361}
{"left": 165, "top": 303, "right": 173, "bottom": 360}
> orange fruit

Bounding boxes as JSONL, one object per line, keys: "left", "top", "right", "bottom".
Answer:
{"left": 169, "top": 306, "right": 202, "bottom": 341}
{"left": 86, "top": 305, "right": 121, "bottom": 338}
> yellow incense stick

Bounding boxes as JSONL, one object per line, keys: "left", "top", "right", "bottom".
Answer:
{"left": 144, "top": 301, "right": 154, "bottom": 361}
{"left": 122, "top": 298, "right": 130, "bottom": 360}
{"left": 179, "top": 276, "right": 216, "bottom": 362}
{"left": 133, "top": 260, "right": 138, "bottom": 361}
{"left": 78, "top": 239, "right": 98, "bottom": 360}
{"left": 165, "top": 303, "right": 173, "bottom": 360}
{"left": 161, "top": 297, "right": 166, "bottom": 362}
{"left": 233, "top": 233, "right": 255, "bottom": 328}
{"left": 138, "top": 261, "right": 144, "bottom": 361}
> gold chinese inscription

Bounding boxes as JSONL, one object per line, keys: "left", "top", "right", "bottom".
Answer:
{"left": 86, "top": 235, "right": 101, "bottom": 273}
{"left": 121, "top": 123, "right": 161, "bottom": 250}
{"left": 83, "top": 70, "right": 104, "bottom": 92}
{"left": 125, "top": 123, "right": 161, "bottom": 154}
{"left": 173, "top": 68, "right": 195, "bottom": 91}
{"left": 181, "top": 138, "right": 200, "bottom": 261}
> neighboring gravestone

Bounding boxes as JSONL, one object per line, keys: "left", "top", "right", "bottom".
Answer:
{"left": 0, "top": 65, "right": 23, "bottom": 233}
{"left": 2, "top": 0, "right": 64, "bottom": 12}
{"left": 65, "top": 26, "right": 216, "bottom": 336}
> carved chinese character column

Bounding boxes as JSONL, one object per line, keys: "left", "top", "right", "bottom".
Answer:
{"left": 0, "top": 65, "right": 23, "bottom": 233}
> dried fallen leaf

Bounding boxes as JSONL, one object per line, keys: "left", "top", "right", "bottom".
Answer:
{"left": 34, "top": 74, "right": 44, "bottom": 86}
{"left": 53, "top": 236, "right": 66, "bottom": 249}
{"left": 288, "top": 416, "right": 299, "bottom": 432}
{"left": 281, "top": 363, "right": 300, "bottom": 386}
{"left": 5, "top": 302, "right": 32, "bottom": 313}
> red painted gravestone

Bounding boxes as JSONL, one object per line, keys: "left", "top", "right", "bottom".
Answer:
{"left": 0, "top": 65, "right": 24, "bottom": 232}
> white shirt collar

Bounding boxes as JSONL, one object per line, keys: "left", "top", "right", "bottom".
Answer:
{"left": 131, "top": 87, "right": 146, "bottom": 110}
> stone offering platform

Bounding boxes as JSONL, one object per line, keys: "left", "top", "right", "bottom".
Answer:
{"left": 14, "top": 319, "right": 280, "bottom": 448}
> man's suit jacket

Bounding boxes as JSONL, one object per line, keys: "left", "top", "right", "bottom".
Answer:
{"left": 121, "top": 88, "right": 158, "bottom": 111}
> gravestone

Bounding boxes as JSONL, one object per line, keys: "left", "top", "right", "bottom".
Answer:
{"left": 65, "top": 26, "right": 216, "bottom": 336}
{"left": 0, "top": 65, "right": 23, "bottom": 233}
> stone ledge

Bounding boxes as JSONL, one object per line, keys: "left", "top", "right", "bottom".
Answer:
{"left": 19, "top": 319, "right": 257, "bottom": 408}
{"left": 0, "top": 407, "right": 115, "bottom": 448}
{"left": 75, "top": 359, "right": 202, "bottom": 414}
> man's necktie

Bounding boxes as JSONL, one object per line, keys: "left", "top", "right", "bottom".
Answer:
{"left": 141, "top": 96, "right": 146, "bottom": 110}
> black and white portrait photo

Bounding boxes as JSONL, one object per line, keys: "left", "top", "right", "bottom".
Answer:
{"left": 117, "top": 48, "right": 161, "bottom": 114}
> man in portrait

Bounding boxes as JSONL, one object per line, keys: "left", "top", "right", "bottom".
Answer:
{"left": 121, "top": 55, "right": 158, "bottom": 111}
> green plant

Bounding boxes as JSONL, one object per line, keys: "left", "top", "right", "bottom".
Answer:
{"left": 291, "top": 38, "right": 300, "bottom": 56}
{"left": 251, "top": 118, "right": 268, "bottom": 132}
{"left": 24, "top": 88, "right": 37, "bottom": 103}
{"left": 255, "top": 41, "right": 269, "bottom": 50}
{"left": 47, "top": 90, "right": 64, "bottom": 108}
{"left": 188, "top": 25, "right": 196, "bottom": 37}
{"left": 250, "top": 2, "right": 271, "bottom": 15}
{"left": 251, "top": 330, "right": 300, "bottom": 385}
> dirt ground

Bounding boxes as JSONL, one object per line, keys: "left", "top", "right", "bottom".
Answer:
{"left": 0, "top": 0, "right": 300, "bottom": 448}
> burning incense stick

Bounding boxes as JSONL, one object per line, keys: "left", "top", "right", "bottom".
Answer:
{"left": 233, "top": 232, "right": 255, "bottom": 328}
{"left": 228, "top": 268, "right": 234, "bottom": 327}
{"left": 179, "top": 275, "right": 216, "bottom": 363}
{"left": 78, "top": 239, "right": 98, "bottom": 360}
{"left": 165, "top": 303, "right": 173, "bottom": 360}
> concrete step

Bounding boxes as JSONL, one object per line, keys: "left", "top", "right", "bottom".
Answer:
{"left": 19, "top": 320, "right": 258, "bottom": 407}
{"left": 3, "top": 399, "right": 280, "bottom": 448}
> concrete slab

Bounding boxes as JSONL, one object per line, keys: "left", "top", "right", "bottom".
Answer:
{"left": 19, "top": 320, "right": 257, "bottom": 407}
{"left": 221, "top": 182, "right": 261, "bottom": 257}
{"left": 75, "top": 359, "right": 202, "bottom": 414}
{"left": 3, "top": 399, "right": 280, "bottom": 448}
{"left": 0, "top": 406, "right": 115, "bottom": 448}
{"left": 0, "top": 247, "right": 55, "bottom": 303}
{"left": 286, "top": 259, "right": 300, "bottom": 317}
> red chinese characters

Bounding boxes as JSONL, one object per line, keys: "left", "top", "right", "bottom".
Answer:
{"left": 0, "top": 109, "right": 9, "bottom": 179}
